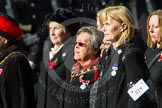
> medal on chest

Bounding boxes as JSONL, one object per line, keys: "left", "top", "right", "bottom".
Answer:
{"left": 111, "top": 63, "right": 118, "bottom": 76}
{"left": 79, "top": 75, "right": 90, "bottom": 90}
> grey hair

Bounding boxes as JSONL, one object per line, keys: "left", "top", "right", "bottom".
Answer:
{"left": 77, "top": 26, "right": 104, "bottom": 51}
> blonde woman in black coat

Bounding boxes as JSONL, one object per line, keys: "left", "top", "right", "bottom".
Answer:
{"left": 90, "top": 6, "right": 157, "bottom": 108}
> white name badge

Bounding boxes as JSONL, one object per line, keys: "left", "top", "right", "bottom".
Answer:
{"left": 127, "top": 79, "right": 149, "bottom": 101}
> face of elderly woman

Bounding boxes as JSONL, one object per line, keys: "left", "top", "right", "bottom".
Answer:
{"left": 101, "top": 16, "right": 123, "bottom": 43}
{"left": 148, "top": 15, "right": 162, "bottom": 44}
{"left": 74, "top": 32, "right": 94, "bottom": 62}
{"left": 49, "top": 21, "right": 69, "bottom": 45}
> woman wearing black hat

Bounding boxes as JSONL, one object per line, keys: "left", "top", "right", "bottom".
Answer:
{"left": 0, "top": 13, "right": 36, "bottom": 108}
{"left": 36, "top": 8, "right": 80, "bottom": 108}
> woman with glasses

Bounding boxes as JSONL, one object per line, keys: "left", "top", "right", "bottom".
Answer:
{"left": 63, "top": 26, "right": 104, "bottom": 108}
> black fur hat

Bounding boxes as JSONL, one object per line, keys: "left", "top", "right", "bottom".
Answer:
{"left": 45, "top": 8, "right": 80, "bottom": 35}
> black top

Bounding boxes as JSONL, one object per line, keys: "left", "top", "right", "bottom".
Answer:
{"left": 63, "top": 61, "right": 101, "bottom": 108}
{"left": 36, "top": 37, "right": 76, "bottom": 108}
{"left": 0, "top": 45, "right": 35, "bottom": 108}
{"left": 145, "top": 47, "right": 162, "bottom": 108}
{"left": 91, "top": 41, "right": 156, "bottom": 108}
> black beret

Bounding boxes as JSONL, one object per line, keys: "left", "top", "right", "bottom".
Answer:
{"left": 45, "top": 8, "right": 80, "bottom": 35}
{"left": 46, "top": 8, "right": 76, "bottom": 23}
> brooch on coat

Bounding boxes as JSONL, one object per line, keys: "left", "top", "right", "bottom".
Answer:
{"left": 47, "top": 58, "right": 59, "bottom": 70}
{"left": 158, "top": 54, "right": 162, "bottom": 61}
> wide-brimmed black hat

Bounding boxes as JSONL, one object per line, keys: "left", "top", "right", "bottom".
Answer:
{"left": 45, "top": 8, "right": 80, "bottom": 35}
{"left": 0, "top": 12, "right": 23, "bottom": 44}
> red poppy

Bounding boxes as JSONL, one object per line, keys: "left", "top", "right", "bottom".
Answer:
{"left": 47, "top": 58, "right": 58, "bottom": 70}
{"left": 158, "top": 54, "right": 162, "bottom": 61}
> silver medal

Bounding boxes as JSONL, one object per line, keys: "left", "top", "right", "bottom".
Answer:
{"left": 111, "top": 70, "right": 116, "bottom": 76}
{"left": 80, "top": 83, "right": 86, "bottom": 90}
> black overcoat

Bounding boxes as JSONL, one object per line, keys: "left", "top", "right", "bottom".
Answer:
{"left": 91, "top": 41, "right": 156, "bottom": 108}
{"left": 0, "top": 45, "right": 35, "bottom": 108}
{"left": 36, "top": 37, "right": 76, "bottom": 108}
{"left": 63, "top": 61, "right": 101, "bottom": 108}
{"left": 145, "top": 47, "right": 162, "bottom": 108}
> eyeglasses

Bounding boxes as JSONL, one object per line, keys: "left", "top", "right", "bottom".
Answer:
{"left": 75, "top": 42, "right": 88, "bottom": 47}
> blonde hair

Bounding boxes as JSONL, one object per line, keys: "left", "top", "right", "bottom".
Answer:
{"left": 99, "top": 6, "right": 136, "bottom": 45}
{"left": 147, "top": 9, "right": 162, "bottom": 48}
{"left": 96, "top": 8, "right": 106, "bottom": 29}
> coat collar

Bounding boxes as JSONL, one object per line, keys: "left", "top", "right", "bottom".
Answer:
{"left": 0, "top": 45, "right": 18, "bottom": 61}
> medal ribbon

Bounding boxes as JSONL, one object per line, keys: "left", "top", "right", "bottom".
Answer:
{"left": 79, "top": 76, "right": 90, "bottom": 85}
{"left": 112, "top": 63, "right": 118, "bottom": 70}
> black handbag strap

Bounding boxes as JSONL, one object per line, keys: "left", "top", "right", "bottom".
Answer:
{"left": 147, "top": 50, "right": 162, "bottom": 69}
